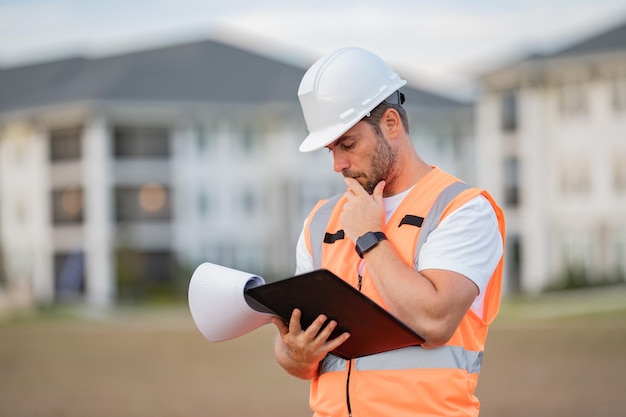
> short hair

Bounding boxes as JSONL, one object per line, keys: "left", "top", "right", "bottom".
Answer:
{"left": 362, "top": 99, "right": 410, "bottom": 135}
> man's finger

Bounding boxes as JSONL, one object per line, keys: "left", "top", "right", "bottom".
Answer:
{"left": 304, "top": 314, "right": 329, "bottom": 339}
{"left": 323, "top": 331, "right": 351, "bottom": 351}
{"left": 315, "top": 319, "right": 341, "bottom": 342}
{"left": 372, "top": 180, "right": 386, "bottom": 203}
{"left": 271, "top": 316, "right": 289, "bottom": 337}
{"left": 288, "top": 308, "right": 304, "bottom": 334}
{"left": 343, "top": 177, "right": 367, "bottom": 196}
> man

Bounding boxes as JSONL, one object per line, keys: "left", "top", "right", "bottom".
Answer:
{"left": 270, "top": 47, "right": 505, "bottom": 417}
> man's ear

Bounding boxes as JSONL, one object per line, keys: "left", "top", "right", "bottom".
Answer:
{"left": 383, "top": 108, "right": 402, "bottom": 138}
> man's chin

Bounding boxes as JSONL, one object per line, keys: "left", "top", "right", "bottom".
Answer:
{"left": 343, "top": 174, "right": 375, "bottom": 194}
{"left": 363, "top": 183, "right": 376, "bottom": 195}
{"left": 356, "top": 178, "right": 375, "bottom": 194}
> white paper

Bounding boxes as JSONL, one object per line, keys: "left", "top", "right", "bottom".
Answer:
{"left": 188, "top": 262, "right": 274, "bottom": 342}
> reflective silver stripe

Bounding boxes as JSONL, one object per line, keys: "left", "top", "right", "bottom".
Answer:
{"left": 414, "top": 182, "right": 471, "bottom": 267}
{"left": 319, "top": 352, "right": 348, "bottom": 375}
{"left": 309, "top": 193, "right": 342, "bottom": 269}
{"left": 319, "top": 346, "right": 483, "bottom": 375}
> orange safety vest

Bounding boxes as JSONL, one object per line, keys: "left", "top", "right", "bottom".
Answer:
{"left": 303, "top": 167, "right": 505, "bottom": 417}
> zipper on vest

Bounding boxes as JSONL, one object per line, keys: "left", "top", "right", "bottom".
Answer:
{"left": 346, "top": 274, "right": 363, "bottom": 417}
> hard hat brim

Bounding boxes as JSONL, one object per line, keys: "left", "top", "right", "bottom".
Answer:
{"left": 299, "top": 120, "right": 362, "bottom": 153}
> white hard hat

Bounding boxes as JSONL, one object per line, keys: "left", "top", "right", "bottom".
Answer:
{"left": 297, "top": 47, "right": 407, "bottom": 152}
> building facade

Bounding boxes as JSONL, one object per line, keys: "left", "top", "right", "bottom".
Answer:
{"left": 476, "top": 20, "right": 626, "bottom": 293}
{"left": 0, "top": 39, "right": 473, "bottom": 309}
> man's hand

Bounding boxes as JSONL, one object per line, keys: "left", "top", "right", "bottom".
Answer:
{"left": 271, "top": 309, "right": 350, "bottom": 380}
{"left": 340, "top": 177, "right": 386, "bottom": 242}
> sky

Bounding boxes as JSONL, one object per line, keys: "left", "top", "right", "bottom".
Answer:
{"left": 1, "top": 0, "right": 626, "bottom": 97}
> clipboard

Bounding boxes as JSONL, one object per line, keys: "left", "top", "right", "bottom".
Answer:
{"left": 244, "top": 269, "right": 424, "bottom": 359}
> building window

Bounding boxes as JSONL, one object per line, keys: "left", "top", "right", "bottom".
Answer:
{"left": 613, "top": 153, "right": 626, "bottom": 193}
{"left": 15, "top": 198, "right": 27, "bottom": 224}
{"left": 560, "top": 156, "right": 591, "bottom": 196}
{"left": 503, "top": 157, "right": 520, "bottom": 207}
{"left": 234, "top": 244, "right": 264, "bottom": 274}
{"left": 54, "top": 251, "right": 85, "bottom": 300}
{"left": 115, "top": 183, "right": 171, "bottom": 222}
{"left": 116, "top": 249, "right": 174, "bottom": 298}
{"left": 296, "top": 180, "right": 344, "bottom": 218}
{"left": 558, "top": 84, "right": 588, "bottom": 117}
{"left": 238, "top": 188, "right": 258, "bottom": 216}
{"left": 611, "top": 77, "right": 626, "bottom": 113}
{"left": 614, "top": 230, "right": 626, "bottom": 277}
{"left": 560, "top": 229, "right": 593, "bottom": 282}
{"left": 49, "top": 127, "right": 82, "bottom": 161}
{"left": 51, "top": 186, "right": 84, "bottom": 224}
{"left": 113, "top": 126, "right": 169, "bottom": 158}
{"left": 197, "top": 189, "right": 214, "bottom": 218}
{"left": 259, "top": 115, "right": 282, "bottom": 136}
{"left": 196, "top": 122, "right": 217, "bottom": 152}
{"left": 203, "top": 243, "right": 264, "bottom": 275}
{"left": 500, "top": 92, "right": 518, "bottom": 132}
{"left": 239, "top": 123, "right": 259, "bottom": 155}
{"left": 506, "top": 235, "right": 522, "bottom": 293}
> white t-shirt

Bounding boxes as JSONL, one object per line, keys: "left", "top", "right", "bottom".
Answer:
{"left": 295, "top": 191, "right": 503, "bottom": 318}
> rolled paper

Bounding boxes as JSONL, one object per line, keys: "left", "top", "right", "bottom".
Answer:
{"left": 188, "top": 262, "right": 274, "bottom": 342}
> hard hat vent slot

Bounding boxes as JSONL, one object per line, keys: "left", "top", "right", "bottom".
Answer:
{"left": 362, "top": 86, "right": 387, "bottom": 107}
{"left": 339, "top": 108, "right": 355, "bottom": 121}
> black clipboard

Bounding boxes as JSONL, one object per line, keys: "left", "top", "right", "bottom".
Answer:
{"left": 244, "top": 269, "right": 424, "bottom": 359}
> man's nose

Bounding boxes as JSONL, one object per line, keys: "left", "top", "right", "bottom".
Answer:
{"left": 333, "top": 153, "right": 349, "bottom": 173}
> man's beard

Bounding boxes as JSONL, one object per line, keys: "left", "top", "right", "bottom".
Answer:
{"left": 343, "top": 134, "right": 398, "bottom": 194}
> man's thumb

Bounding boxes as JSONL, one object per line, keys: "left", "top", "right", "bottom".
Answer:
{"left": 373, "top": 181, "right": 386, "bottom": 202}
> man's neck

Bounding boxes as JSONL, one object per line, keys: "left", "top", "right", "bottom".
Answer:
{"left": 383, "top": 154, "right": 433, "bottom": 197}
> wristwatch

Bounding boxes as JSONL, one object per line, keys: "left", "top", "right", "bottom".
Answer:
{"left": 355, "top": 231, "right": 387, "bottom": 258}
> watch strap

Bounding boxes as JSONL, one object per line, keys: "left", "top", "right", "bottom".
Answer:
{"left": 355, "top": 231, "right": 387, "bottom": 258}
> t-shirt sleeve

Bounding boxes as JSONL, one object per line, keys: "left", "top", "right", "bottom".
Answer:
{"left": 295, "top": 220, "right": 315, "bottom": 275}
{"left": 417, "top": 195, "right": 503, "bottom": 296}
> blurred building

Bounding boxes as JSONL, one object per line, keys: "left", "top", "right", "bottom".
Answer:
{"left": 0, "top": 39, "right": 472, "bottom": 308}
{"left": 476, "top": 19, "right": 626, "bottom": 293}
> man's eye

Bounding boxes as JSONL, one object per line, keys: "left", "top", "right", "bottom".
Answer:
{"left": 341, "top": 142, "right": 354, "bottom": 150}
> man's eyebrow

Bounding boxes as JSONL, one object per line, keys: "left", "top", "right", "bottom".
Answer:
{"left": 330, "top": 133, "right": 356, "bottom": 147}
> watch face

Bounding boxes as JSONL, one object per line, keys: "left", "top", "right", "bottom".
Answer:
{"left": 358, "top": 232, "right": 379, "bottom": 252}
{"left": 356, "top": 232, "right": 386, "bottom": 258}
